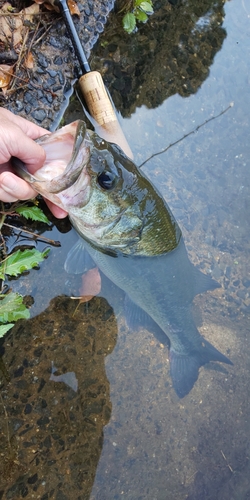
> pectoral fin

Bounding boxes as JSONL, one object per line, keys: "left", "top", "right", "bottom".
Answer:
{"left": 64, "top": 238, "right": 95, "bottom": 274}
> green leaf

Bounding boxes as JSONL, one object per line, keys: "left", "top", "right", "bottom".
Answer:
{"left": 0, "top": 247, "right": 50, "bottom": 278}
{"left": 0, "top": 323, "right": 14, "bottom": 338}
{"left": 139, "top": 1, "right": 154, "bottom": 13}
{"left": 15, "top": 205, "right": 50, "bottom": 224}
{"left": 122, "top": 12, "right": 136, "bottom": 33}
{"left": 0, "top": 292, "right": 30, "bottom": 323}
{"left": 135, "top": 9, "right": 148, "bottom": 21}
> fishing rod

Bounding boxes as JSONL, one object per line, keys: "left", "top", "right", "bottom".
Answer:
{"left": 55, "top": 0, "right": 133, "bottom": 159}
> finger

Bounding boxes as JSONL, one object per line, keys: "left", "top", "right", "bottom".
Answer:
{"left": 0, "top": 108, "right": 48, "bottom": 139}
{"left": 0, "top": 172, "right": 38, "bottom": 201}
{"left": 45, "top": 199, "right": 68, "bottom": 219}
{"left": 0, "top": 125, "right": 46, "bottom": 173}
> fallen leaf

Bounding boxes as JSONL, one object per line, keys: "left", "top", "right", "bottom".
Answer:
{"left": 79, "top": 267, "right": 101, "bottom": 303}
{"left": 33, "top": 0, "right": 60, "bottom": 12}
{"left": 0, "top": 64, "right": 14, "bottom": 93}
{"left": 23, "top": 4, "right": 40, "bottom": 16}
{"left": 0, "top": 4, "right": 13, "bottom": 43}
{"left": 0, "top": 3, "right": 39, "bottom": 47}
{"left": 68, "top": 0, "right": 80, "bottom": 16}
{"left": 24, "top": 51, "right": 34, "bottom": 69}
{"left": 33, "top": 0, "right": 80, "bottom": 14}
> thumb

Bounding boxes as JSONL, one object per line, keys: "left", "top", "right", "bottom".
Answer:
{"left": 0, "top": 121, "right": 46, "bottom": 174}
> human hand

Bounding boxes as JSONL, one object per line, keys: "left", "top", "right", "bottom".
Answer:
{"left": 0, "top": 108, "right": 68, "bottom": 218}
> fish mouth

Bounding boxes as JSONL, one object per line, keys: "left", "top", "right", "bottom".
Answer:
{"left": 34, "top": 121, "right": 92, "bottom": 190}
{"left": 13, "top": 120, "right": 93, "bottom": 210}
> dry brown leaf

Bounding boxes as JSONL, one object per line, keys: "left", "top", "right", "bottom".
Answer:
{"left": 68, "top": 0, "right": 80, "bottom": 16}
{"left": 24, "top": 51, "right": 34, "bottom": 69}
{"left": 23, "top": 4, "right": 40, "bottom": 16}
{"left": 0, "top": 3, "right": 39, "bottom": 47}
{"left": 12, "top": 18, "right": 23, "bottom": 47}
{"left": 33, "top": 0, "right": 60, "bottom": 12}
{"left": 1, "top": 2, "right": 12, "bottom": 12}
{"left": 0, "top": 64, "right": 14, "bottom": 93}
{"left": 0, "top": 3, "right": 13, "bottom": 43}
{"left": 44, "top": 2, "right": 59, "bottom": 11}
{"left": 79, "top": 267, "right": 101, "bottom": 303}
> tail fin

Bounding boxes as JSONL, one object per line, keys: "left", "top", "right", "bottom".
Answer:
{"left": 170, "top": 340, "right": 233, "bottom": 398}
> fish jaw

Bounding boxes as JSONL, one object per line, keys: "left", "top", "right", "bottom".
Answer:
{"left": 12, "top": 120, "right": 92, "bottom": 211}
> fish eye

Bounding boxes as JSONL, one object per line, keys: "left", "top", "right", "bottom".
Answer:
{"left": 97, "top": 171, "right": 116, "bottom": 190}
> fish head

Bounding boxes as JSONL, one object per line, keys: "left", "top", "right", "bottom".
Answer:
{"left": 73, "top": 129, "right": 149, "bottom": 251}
{"left": 12, "top": 120, "right": 146, "bottom": 252}
{"left": 12, "top": 120, "right": 180, "bottom": 255}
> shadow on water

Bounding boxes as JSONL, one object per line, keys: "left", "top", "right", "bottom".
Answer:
{"left": 0, "top": 290, "right": 118, "bottom": 498}
{"left": 1, "top": 0, "right": 250, "bottom": 498}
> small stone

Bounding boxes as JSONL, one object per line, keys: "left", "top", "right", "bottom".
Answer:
{"left": 53, "top": 56, "right": 63, "bottom": 65}
{"left": 46, "top": 94, "right": 53, "bottom": 104}
{"left": 57, "top": 71, "right": 65, "bottom": 85}
{"left": 31, "top": 108, "right": 47, "bottom": 122}
{"left": 14, "top": 366, "right": 24, "bottom": 378}
{"left": 37, "top": 415, "right": 50, "bottom": 426}
{"left": 24, "top": 403, "right": 32, "bottom": 415}
{"left": 37, "top": 54, "right": 49, "bottom": 68}
{"left": 15, "top": 100, "right": 23, "bottom": 111}
{"left": 52, "top": 85, "right": 62, "bottom": 92}
{"left": 47, "top": 69, "right": 57, "bottom": 77}
{"left": 236, "top": 289, "right": 247, "bottom": 299}
{"left": 49, "top": 36, "right": 62, "bottom": 49}
{"left": 242, "top": 278, "right": 250, "bottom": 288}
{"left": 96, "top": 21, "right": 104, "bottom": 33}
{"left": 27, "top": 473, "right": 38, "bottom": 485}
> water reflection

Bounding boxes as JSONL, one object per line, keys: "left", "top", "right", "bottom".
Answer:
{"left": 0, "top": 295, "right": 117, "bottom": 498}
{"left": 92, "top": 0, "right": 227, "bottom": 114}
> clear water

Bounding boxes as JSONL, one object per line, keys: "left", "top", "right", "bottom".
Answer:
{"left": 1, "top": 0, "right": 250, "bottom": 499}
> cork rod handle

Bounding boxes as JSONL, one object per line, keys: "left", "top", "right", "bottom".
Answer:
{"left": 79, "top": 71, "right": 133, "bottom": 159}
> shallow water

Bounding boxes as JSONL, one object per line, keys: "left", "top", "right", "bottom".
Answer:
{"left": 1, "top": 0, "right": 250, "bottom": 498}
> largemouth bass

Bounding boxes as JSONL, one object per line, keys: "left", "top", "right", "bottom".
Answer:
{"left": 12, "top": 120, "right": 232, "bottom": 397}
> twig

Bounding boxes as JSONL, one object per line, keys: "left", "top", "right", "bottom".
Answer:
{"left": 32, "top": 21, "right": 53, "bottom": 47}
{"left": 139, "top": 103, "right": 234, "bottom": 169}
{"left": 186, "top": 470, "right": 199, "bottom": 483}
{"left": 0, "top": 393, "right": 11, "bottom": 450}
{"left": 0, "top": 12, "right": 48, "bottom": 17}
{"left": 10, "top": 28, "right": 30, "bottom": 90}
{"left": 28, "top": 18, "right": 41, "bottom": 53}
{"left": 221, "top": 449, "right": 234, "bottom": 473}
{"left": 0, "top": 202, "right": 6, "bottom": 231}
{"left": 3, "top": 223, "right": 61, "bottom": 247}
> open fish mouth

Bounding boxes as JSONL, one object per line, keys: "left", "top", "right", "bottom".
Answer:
{"left": 12, "top": 120, "right": 93, "bottom": 209}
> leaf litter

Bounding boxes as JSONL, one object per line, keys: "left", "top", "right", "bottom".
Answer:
{"left": 0, "top": 0, "right": 80, "bottom": 96}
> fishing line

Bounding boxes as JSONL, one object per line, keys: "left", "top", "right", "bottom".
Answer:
{"left": 138, "top": 102, "right": 234, "bottom": 169}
